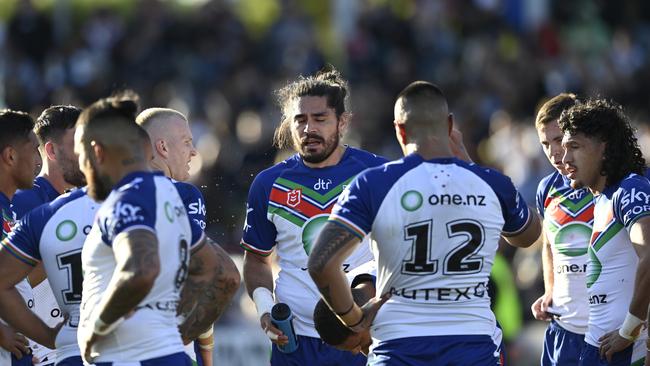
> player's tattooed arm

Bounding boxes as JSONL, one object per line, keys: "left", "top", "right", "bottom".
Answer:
{"left": 308, "top": 221, "right": 360, "bottom": 316}
{"left": 95, "top": 229, "right": 161, "bottom": 325}
{"left": 178, "top": 237, "right": 240, "bottom": 343}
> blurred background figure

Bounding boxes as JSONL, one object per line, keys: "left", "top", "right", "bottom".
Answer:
{"left": 2, "top": 0, "right": 650, "bottom": 364}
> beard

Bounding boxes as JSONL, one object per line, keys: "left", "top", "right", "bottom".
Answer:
{"left": 86, "top": 158, "right": 112, "bottom": 201}
{"left": 296, "top": 130, "right": 340, "bottom": 164}
{"left": 60, "top": 156, "right": 87, "bottom": 187}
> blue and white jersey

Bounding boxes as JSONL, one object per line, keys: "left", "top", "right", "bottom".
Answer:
{"left": 536, "top": 171, "right": 592, "bottom": 334}
{"left": 12, "top": 176, "right": 60, "bottom": 219}
{"left": 240, "top": 147, "right": 386, "bottom": 337}
{"left": 174, "top": 180, "right": 207, "bottom": 232}
{"left": 585, "top": 173, "right": 650, "bottom": 363}
{"left": 2, "top": 189, "right": 95, "bottom": 362}
{"left": 0, "top": 191, "right": 34, "bottom": 365}
{"left": 79, "top": 171, "right": 204, "bottom": 362}
{"left": 330, "top": 154, "right": 531, "bottom": 342}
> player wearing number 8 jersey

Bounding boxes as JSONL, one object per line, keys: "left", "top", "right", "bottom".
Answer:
{"left": 308, "top": 81, "right": 541, "bottom": 365}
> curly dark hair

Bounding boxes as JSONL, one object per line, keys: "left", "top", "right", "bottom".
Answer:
{"left": 273, "top": 65, "right": 350, "bottom": 149}
{"left": 558, "top": 98, "right": 646, "bottom": 187}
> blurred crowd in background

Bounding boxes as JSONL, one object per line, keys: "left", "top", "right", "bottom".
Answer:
{"left": 2, "top": 0, "right": 650, "bottom": 363}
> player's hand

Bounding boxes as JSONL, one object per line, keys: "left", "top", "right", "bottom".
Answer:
{"left": 81, "top": 331, "right": 104, "bottom": 364}
{"left": 43, "top": 313, "right": 68, "bottom": 349}
{"left": 260, "top": 313, "right": 288, "bottom": 346}
{"left": 0, "top": 323, "right": 30, "bottom": 359}
{"left": 531, "top": 293, "right": 553, "bottom": 321}
{"left": 449, "top": 125, "right": 473, "bottom": 163}
{"left": 350, "top": 291, "right": 391, "bottom": 333}
{"left": 599, "top": 329, "right": 633, "bottom": 363}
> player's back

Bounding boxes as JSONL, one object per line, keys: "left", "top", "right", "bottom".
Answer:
{"left": 4, "top": 188, "right": 96, "bottom": 362}
{"left": 332, "top": 155, "right": 531, "bottom": 342}
{"left": 79, "top": 172, "right": 193, "bottom": 362}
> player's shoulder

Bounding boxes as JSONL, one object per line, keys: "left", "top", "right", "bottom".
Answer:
{"left": 357, "top": 153, "right": 421, "bottom": 181}
{"left": 453, "top": 159, "right": 514, "bottom": 187}
{"left": 611, "top": 173, "right": 650, "bottom": 197}
{"left": 250, "top": 154, "right": 302, "bottom": 189}
{"left": 172, "top": 180, "right": 204, "bottom": 199}
{"left": 344, "top": 146, "right": 388, "bottom": 168}
{"left": 536, "top": 170, "right": 565, "bottom": 197}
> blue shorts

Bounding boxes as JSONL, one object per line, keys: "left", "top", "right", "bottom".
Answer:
{"left": 368, "top": 335, "right": 504, "bottom": 366}
{"left": 578, "top": 343, "right": 634, "bottom": 366}
{"left": 11, "top": 353, "right": 32, "bottom": 366}
{"left": 56, "top": 356, "right": 83, "bottom": 366}
{"left": 94, "top": 352, "right": 192, "bottom": 366}
{"left": 541, "top": 320, "right": 585, "bottom": 366}
{"left": 270, "top": 335, "right": 366, "bottom": 366}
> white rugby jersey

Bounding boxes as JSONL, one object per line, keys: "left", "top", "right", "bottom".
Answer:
{"left": 3, "top": 189, "right": 96, "bottom": 362}
{"left": 536, "top": 171, "right": 592, "bottom": 334}
{"left": 330, "top": 155, "right": 531, "bottom": 342}
{"left": 585, "top": 173, "right": 650, "bottom": 360}
{"left": 79, "top": 171, "right": 204, "bottom": 362}
{"left": 240, "top": 147, "right": 386, "bottom": 337}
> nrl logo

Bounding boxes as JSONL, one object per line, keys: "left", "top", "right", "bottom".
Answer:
{"left": 287, "top": 189, "right": 302, "bottom": 208}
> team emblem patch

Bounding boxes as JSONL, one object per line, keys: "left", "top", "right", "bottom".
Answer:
{"left": 287, "top": 189, "right": 302, "bottom": 208}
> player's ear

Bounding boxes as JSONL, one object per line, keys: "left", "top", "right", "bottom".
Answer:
{"left": 155, "top": 139, "right": 168, "bottom": 158}
{"left": 90, "top": 140, "right": 105, "bottom": 163}
{"left": 0, "top": 146, "right": 16, "bottom": 166}
{"left": 44, "top": 141, "right": 57, "bottom": 162}
{"left": 338, "top": 112, "right": 351, "bottom": 137}
{"left": 394, "top": 121, "right": 407, "bottom": 145}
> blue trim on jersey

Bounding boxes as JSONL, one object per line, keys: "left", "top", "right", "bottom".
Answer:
{"left": 241, "top": 147, "right": 386, "bottom": 253}
{"left": 541, "top": 320, "right": 585, "bottom": 366}
{"left": 270, "top": 335, "right": 366, "bottom": 366}
{"left": 98, "top": 171, "right": 160, "bottom": 246}
{"left": 12, "top": 176, "right": 60, "bottom": 219}
{"left": 173, "top": 181, "right": 206, "bottom": 248}
{"left": 4, "top": 189, "right": 87, "bottom": 264}
{"left": 605, "top": 173, "right": 650, "bottom": 230}
{"left": 536, "top": 171, "right": 559, "bottom": 218}
{"left": 332, "top": 154, "right": 529, "bottom": 236}
{"left": 56, "top": 356, "right": 83, "bottom": 366}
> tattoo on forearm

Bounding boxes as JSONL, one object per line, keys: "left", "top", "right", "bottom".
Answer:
{"left": 308, "top": 222, "right": 358, "bottom": 274}
{"left": 179, "top": 238, "right": 239, "bottom": 342}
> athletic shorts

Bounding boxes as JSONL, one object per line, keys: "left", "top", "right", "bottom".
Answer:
{"left": 56, "top": 356, "right": 82, "bottom": 366}
{"left": 368, "top": 334, "right": 504, "bottom": 366}
{"left": 578, "top": 343, "right": 644, "bottom": 366}
{"left": 270, "top": 335, "right": 366, "bottom": 366}
{"left": 541, "top": 320, "right": 585, "bottom": 366}
{"left": 94, "top": 352, "right": 192, "bottom": 366}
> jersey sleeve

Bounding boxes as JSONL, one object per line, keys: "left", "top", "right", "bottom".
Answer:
{"left": 240, "top": 173, "right": 277, "bottom": 256}
{"left": 100, "top": 190, "right": 157, "bottom": 245}
{"left": 329, "top": 172, "right": 375, "bottom": 239}
{"left": 488, "top": 171, "right": 531, "bottom": 235}
{"left": 1, "top": 207, "right": 48, "bottom": 267}
{"left": 613, "top": 175, "right": 650, "bottom": 230}
{"left": 536, "top": 174, "right": 554, "bottom": 219}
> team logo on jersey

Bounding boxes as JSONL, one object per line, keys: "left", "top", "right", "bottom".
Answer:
{"left": 56, "top": 220, "right": 77, "bottom": 241}
{"left": 401, "top": 190, "right": 423, "bottom": 211}
{"left": 301, "top": 214, "right": 330, "bottom": 255}
{"left": 286, "top": 189, "right": 302, "bottom": 208}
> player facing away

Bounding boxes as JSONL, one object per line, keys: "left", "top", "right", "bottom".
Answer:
{"left": 12, "top": 105, "right": 85, "bottom": 366}
{"left": 559, "top": 99, "right": 650, "bottom": 366}
{"left": 531, "top": 93, "right": 592, "bottom": 365}
{"left": 137, "top": 108, "right": 241, "bottom": 366}
{"left": 0, "top": 110, "right": 42, "bottom": 366}
{"left": 73, "top": 96, "right": 203, "bottom": 365}
{"left": 308, "top": 81, "right": 541, "bottom": 366}
{"left": 241, "top": 67, "right": 386, "bottom": 366}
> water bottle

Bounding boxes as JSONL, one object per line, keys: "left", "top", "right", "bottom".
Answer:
{"left": 271, "top": 303, "right": 299, "bottom": 353}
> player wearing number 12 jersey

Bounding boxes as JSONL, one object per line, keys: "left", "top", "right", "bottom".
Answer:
{"left": 308, "top": 81, "right": 541, "bottom": 366}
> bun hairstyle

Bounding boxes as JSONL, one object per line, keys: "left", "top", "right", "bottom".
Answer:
{"left": 273, "top": 66, "right": 350, "bottom": 149}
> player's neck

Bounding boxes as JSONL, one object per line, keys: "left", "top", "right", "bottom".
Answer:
{"left": 302, "top": 145, "right": 347, "bottom": 169}
{"left": 588, "top": 175, "right": 607, "bottom": 196}
{"left": 38, "top": 162, "right": 73, "bottom": 194}
{"left": 403, "top": 138, "right": 453, "bottom": 160}
{"left": 0, "top": 174, "right": 18, "bottom": 201}
{"left": 150, "top": 157, "right": 171, "bottom": 177}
